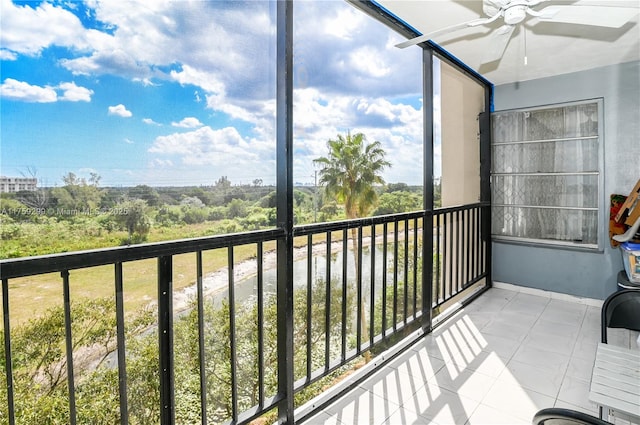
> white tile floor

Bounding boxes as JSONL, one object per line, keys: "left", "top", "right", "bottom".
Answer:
{"left": 304, "top": 286, "right": 640, "bottom": 425}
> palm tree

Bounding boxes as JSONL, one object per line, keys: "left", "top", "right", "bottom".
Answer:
{"left": 314, "top": 132, "right": 390, "bottom": 356}
{"left": 314, "top": 132, "right": 390, "bottom": 222}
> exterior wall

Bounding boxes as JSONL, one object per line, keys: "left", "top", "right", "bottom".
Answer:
{"left": 492, "top": 60, "right": 640, "bottom": 299}
{"left": 439, "top": 61, "right": 487, "bottom": 299}
{"left": 440, "top": 61, "right": 484, "bottom": 207}
{"left": 0, "top": 177, "right": 38, "bottom": 193}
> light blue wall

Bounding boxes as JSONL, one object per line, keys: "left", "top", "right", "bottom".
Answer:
{"left": 492, "top": 61, "right": 640, "bottom": 300}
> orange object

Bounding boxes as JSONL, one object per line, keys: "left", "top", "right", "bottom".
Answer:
{"left": 615, "top": 179, "right": 640, "bottom": 226}
{"left": 610, "top": 194, "right": 628, "bottom": 247}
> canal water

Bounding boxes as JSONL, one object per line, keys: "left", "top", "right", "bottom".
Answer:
{"left": 211, "top": 242, "right": 410, "bottom": 307}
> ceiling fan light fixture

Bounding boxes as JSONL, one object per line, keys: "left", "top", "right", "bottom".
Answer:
{"left": 504, "top": 5, "right": 527, "bottom": 25}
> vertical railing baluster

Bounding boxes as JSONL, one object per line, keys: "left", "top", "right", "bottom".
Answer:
{"left": 469, "top": 209, "right": 474, "bottom": 281}
{"left": 114, "top": 263, "right": 128, "bottom": 425}
{"left": 61, "top": 270, "right": 77, "bottom": 425}
{"left": 458, "top": 210, "right": 468, "bottom": 284}
{"left": 2, "top": 278, "right": 15, "bottom": 425}
{"left": 444, "top": 212, "right": 450, "bottom": 302}
{"left": 256, "top": 242, "right": 265, "bottom": 409}
{"left": 356, "top": 227, "right": 363, "bottom": 352}
{"left": 461, "top": 209, "right": 465, "bottom": 290}
{"left": 196, "top": 251, "right": 207, "bottom": 424}
{"left": 324, "top": 231, "right": 331, "bottom": 371}
{"left": 369, "top": 225, "right": 376, "bottom": 346}
{"left": 157, "top": 256, "right": 174, "bottom": 425}
{"left": 306, "top": 235, "right": 312, "bottom": 381}
{"left": 485, "top": 205, "right": 490, "bottom": 276}
{"left": 465, "top": 210, "right": 473, "bottom": 287}
{"left": 453, "top": 212, "right": 457, "bottom": 295}
{"left": 342, "top": 229, "right": 348, "bottom": 361}
{"left": 482, "top": 207, "right": 487, "bottom": 274}
{"left": 460, "top": 209, "right": 465, "bottom": 289}
{"left": 412, "top": 217, "right": 418, "bottom": 318}
{"left": 435, "top": 213, "right": 441, "bottom": 306}
{"left": 476, "top": 206, "right": 481, "bottom": 278}
{"left": 481, "top": 206, "right": 484, "bottom": 277}
{"left": 476, "top": 207, "right": 481, "bottom": 275}
{"left": 456, "top": 210, "right": 462, "bottom": 294}
{"left": 403, "top": 219, "right": 409, "bottom": 324}
{"left": 227, "top": 247, "right": 238, "bottom": 422}
{"left": 382, "top": 223, "right": 388, "bottom": 338}
{"left": 472, "top": 207, "right": 477, "bottom": 280}
{"left": 393, "top": 223, "right": 399, "bottom": 331}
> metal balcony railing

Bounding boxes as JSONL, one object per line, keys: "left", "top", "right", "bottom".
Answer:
{"left": 0, "top": 203, "right": 489, "bottom": 425}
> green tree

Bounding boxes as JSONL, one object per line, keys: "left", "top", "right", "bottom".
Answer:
{"left": 314, "top": 132, "right": 390, "bottom": 222}
{"left": 114, "top": 199, "right": 151, "bottom": 244}
{"left": 374, "top": 191, "right": 422, "bottom": 215}
{"left": 226, "top": 198, "right": 247, "bottom": 219}
{"left": 128, "top": 185, "right": 160, "bottom": 207}
{"left": 314, "top": 132, "right": 390, "bottom": 352}
{"left": 387, "top": 182, "right": 409, "bottom": 192}
{"left": 1, "top": 297, "right": 120, "bottom": 424}
{"left": 434, "top": 178, "right": 442, "bottom": 208}
{"left": 51, "top": 172, "right": 103, "bottom": 213}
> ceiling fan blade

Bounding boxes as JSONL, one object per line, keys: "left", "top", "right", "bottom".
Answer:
{"left": 536, "top": 5, "right": 639, "bottom": 28}
{"left": 395, "top": 17, "right": 494, "bottom": 49}
{"left": 481, "top": 24, "right": 516, "bottom": 64}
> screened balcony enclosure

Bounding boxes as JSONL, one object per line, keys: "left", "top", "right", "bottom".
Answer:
{"left": 0, "top": 1, "right": 494, "bottom": 424}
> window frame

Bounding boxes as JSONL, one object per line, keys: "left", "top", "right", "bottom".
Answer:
{"left": 491, "top": 98, "right": 605, "bottom": 251}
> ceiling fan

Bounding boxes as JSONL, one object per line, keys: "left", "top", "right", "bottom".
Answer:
{"left": 396, "top": 0, "right": 639, "bottom": 64}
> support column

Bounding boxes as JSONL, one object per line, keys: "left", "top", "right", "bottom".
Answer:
{"left": 422, "top": 47, "right": 435, "bottom": 333}
{"left": 276, "top": 0, "right": 295, "bottom": 423}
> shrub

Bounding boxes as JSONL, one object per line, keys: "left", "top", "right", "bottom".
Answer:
{"left": 155, "top": 206, "right": 182, "bottom": 227}
{"left": 1, "top": 221, "right": 21, "bottom": 240}
{"left": 208, "top": 206, "right": 226, "bottom": 221}
{"left": 226, "top": 198, "right": 247, "bottom": 219}
{"left": 181, "top": 206, "right": 207, "bottom": 224}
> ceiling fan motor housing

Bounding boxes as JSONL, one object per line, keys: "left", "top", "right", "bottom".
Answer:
{"left": 504, "top": 5, "right": 528, "bottom": 25}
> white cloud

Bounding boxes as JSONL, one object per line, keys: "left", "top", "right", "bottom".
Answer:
{"left": 142, "top": 118, "right": 161, "bottom": 126}
{"left": 149, "top": 126, "right": 254, "bottom": 164}
{"left": 170, "top": 64, "right": 225, "bottom": 96}
{"left": 108, "top": 104, "right": 132, "bottom": 117}
{"left": 0, "top": 49, "right": 17, "bottom": 60}
{"left": 61, "top": 48, "right": 150, "bottom": 78}
{"left": 150, "top": 158, "right": 173, "bottom": 168}
{"left": 78, "top": 167, "right": 98, "bottom": 174}
{"left": 58, "top": 82, "right": 93, "bottom": 102}
{"left": 349, "top": 46, "right": 391, "bottom": 78}
{"left": 293, "top": 1, "right": 421, "bottom": 97}
{"left": 124, "top": 138, "right": 134, "bottom": 144}
{"left": 0, "top": 78, "right": 57, "bottom": 102}
{"left": 0, "top": 0, "right": 111, "bottom": 56}
{"left": 3, "top": 0, "right": 425, "bottom": 185}
{"left": 148, "top": 125, "right": 276, "bottom": 184}
{"left": 1, "top": 78, "right": 93, "bottom": 103}
{"left": 291, "top": 87, "right": 424, "bottom": 185}
{"left": 56, "top": 1, "right": 273, "bottom": 90}
{"left": 171, "top": 117, "right": 203, "bottom": 128}
{"left": 322, "top": 7, "right": 365, "bottom": 40}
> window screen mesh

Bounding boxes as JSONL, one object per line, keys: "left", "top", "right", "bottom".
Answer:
{"left": 492, "top": 101, "right": 600, "bottom": 246}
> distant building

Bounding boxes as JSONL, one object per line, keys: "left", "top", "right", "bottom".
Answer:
{"left": 0, "top": 176, "right": 38, "bottom": 193}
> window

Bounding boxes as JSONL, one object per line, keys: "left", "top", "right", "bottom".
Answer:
{"left": 491, "top": 99, "right": 602, "bottom": 248}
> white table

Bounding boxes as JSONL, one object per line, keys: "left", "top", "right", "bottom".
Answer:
{"left": 589, "top": 342, "right": 640, "bottom": 421}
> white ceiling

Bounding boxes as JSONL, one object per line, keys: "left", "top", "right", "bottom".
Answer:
{"left": 377, "top": 0, "right": 640, "bottom": 85}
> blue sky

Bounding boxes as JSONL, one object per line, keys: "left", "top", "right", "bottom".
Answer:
{"left": 1, "top": 0, "right": 429, "bottom": 187}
